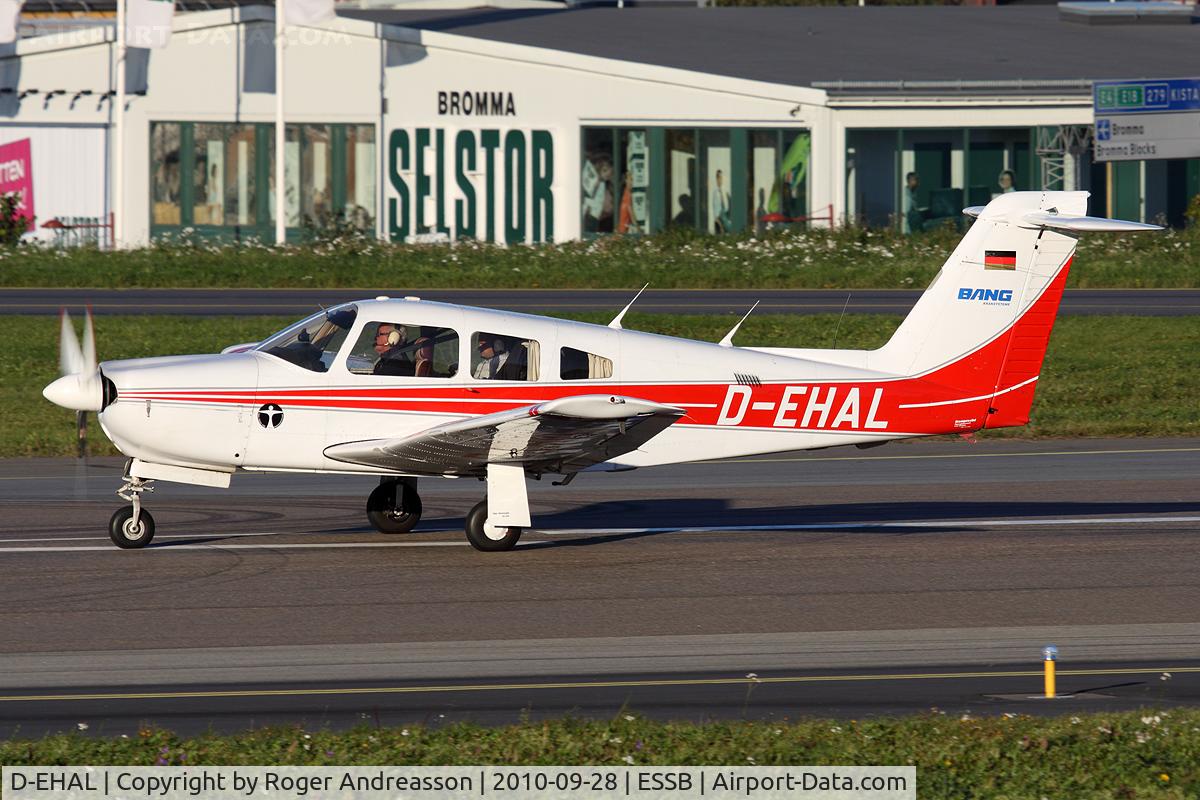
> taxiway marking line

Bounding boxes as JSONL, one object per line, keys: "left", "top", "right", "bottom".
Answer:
{"left": 0, "top": 446, "right": 1196, "bottom": 483}
{"left": 714, "top": 446, "right": 1200, "bottom": 464}
{"left": 2, "top": 515, "right": 1199, "bottom": 553}
{"left": 1, "top": 666, "right": 1196, "bottom": 703}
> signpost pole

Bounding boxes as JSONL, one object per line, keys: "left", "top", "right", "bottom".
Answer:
{"left": 274, "top": 0, "right": 286, "bottom": 245}
{"left": 114, "top": 0, "right": 126, "bottom": 249}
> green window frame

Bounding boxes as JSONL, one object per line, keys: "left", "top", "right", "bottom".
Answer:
{"left": 149, "top": 121, "right": 377, "bottom": 243}
{"left": 581, "top": 125, "right": 811, "bottom": 237}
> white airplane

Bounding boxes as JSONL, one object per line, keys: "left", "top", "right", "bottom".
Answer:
{"left": 44, "top": 191, "right": 1159, "bottom": 551}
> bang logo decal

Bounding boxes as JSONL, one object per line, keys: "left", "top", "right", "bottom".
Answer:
{"left": 958, "top": 287, "right": 1014, "bottom": 305}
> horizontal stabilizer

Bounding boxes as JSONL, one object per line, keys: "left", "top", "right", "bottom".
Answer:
{"left": 1020, "top": 212, "right": 1163, "bottom": 233}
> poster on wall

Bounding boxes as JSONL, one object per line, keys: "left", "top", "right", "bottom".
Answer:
{"left": 204, "top": 141, "right": 224, "bottom": 226}
{"left": 705, "top": 146, "right": 731, "bottom": 235}
{"left": 752, "top": 146, "right": 776, "bottom": 230}
{"left": 0, "top": 138, "right": 35, "bottom": 231}
{"left": 624, "top": 130, "right": 648, "bottom": 234}
{"left": 285, "top": 141, "right": 301, "bottom": 227}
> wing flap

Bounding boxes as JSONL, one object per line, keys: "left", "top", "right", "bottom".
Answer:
{"left": 324, "top": 394, "right": 684, "bottom": 475}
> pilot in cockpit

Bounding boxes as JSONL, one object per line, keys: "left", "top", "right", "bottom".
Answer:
{"left": 373, "top": 324, "right": 415, "bottom": 376}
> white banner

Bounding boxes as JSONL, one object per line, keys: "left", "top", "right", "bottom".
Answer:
{"left": 0, "top": 0, "right": 23, "bottom": 44}
{"left": 283, "top": 0, "right": 334, "bottom": 26}
{"left": 3, "top": 766, "right": 916, "bottom": 800}
{"left": 124, "top": 0, "right": 174, "bottom": 49}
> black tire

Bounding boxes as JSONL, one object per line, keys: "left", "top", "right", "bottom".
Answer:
{"left": 464, "top": 498, "right": 522, "bottom": 552}
{"left": 108, "top": 506, "right": 155, "bottom": 549}
{"left": 367, "top": 480, "right": 422, "bottom": 534}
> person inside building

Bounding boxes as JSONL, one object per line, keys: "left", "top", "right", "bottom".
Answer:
{"left": 712, "top": 169, "right": 732, "bottom": 234}
{"left": 997, "top": 169, "right": 1016, "bottom": 196}
{"left": 903, "top": 171, "right": 925, "bottom": 234}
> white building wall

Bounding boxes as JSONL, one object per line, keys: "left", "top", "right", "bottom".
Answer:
{"left": 0, "top": 8, "right": 1102, "bottom": 246}
{"left": 0, "top": 124, "right": 108, "bottom": 227}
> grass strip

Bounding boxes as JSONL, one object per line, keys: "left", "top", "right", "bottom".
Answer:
{"left": 1, "top": 224, "right": 1197, "bottom": 289}
{"left": 4, "top": 313, "right": 1196, "bottom": 459}
{"left": 2, "top": 711, "right": 1198, "bottom": 799}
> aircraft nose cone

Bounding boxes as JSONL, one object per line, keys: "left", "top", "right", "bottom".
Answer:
{"left": 43, "top": 373, "right": 102, "bottom": 411}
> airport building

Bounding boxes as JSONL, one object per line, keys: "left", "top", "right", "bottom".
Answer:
{"left": 3, "top": 3, "right": 1199, "bottom": 246}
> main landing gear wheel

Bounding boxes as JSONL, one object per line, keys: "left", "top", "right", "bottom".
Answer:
{"left": 464, "top": 498, "right": 522, "bottom": 552}
{"left": 109, "top": 506, "right": 155, "bottom": 549}
{"left": 367, "top": 479, "right": 422, "bottom": 534}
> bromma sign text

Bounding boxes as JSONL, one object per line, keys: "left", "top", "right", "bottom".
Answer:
{"left": 387, "top": 128, "right": 554, "bottom": 244}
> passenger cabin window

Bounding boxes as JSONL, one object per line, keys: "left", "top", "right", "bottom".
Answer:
{"left": 560, "top": 347, "right": 614, "bottom": 380}
{"left": 346, "top": 322, "right": 459, "bottom": 378}
{"left": 258, "top": 306, "right": 357, "bottom": 373}
{"left": 472, "top": 332, "right": 540, "bottom": 381}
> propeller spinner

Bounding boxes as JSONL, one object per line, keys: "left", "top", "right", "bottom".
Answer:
{"left": 43, "top": 308, "right": 105, "bottom": 412}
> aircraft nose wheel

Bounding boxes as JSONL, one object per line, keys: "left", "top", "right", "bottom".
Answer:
{"left": 367, "top": 478, "right": 422, "bottom": 534}
{"left": 109, "top": 506, "right": 155, "bottom": 549}
{"left": 465, "top": 498, "right": 522, "bottom": 552}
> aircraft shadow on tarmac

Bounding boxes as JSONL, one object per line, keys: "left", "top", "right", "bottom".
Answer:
{"left": 418, "top": 497, "right": 1200, "bottom": 550}
{"left": 134, "top": 497, "right": 1200, "bottom": 549}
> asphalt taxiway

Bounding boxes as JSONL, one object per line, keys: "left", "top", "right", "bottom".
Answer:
{"left": 0, "top": 437, "right": 1197, "bottom": 735}
{"left": 3, "top": 288, "right": 1199, "bottom": 317}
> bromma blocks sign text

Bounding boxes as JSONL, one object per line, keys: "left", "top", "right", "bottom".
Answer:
{"left": 387, "top": 128, "right": 554, "bottom": 244}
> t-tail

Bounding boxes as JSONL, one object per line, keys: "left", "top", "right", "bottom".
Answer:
{"left": 868, "top": 190, "right": 1160, "bottom": 431}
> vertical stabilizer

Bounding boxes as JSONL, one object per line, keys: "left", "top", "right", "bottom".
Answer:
{"left": 870, "top": 190, "right": 1159, "bottom": 429}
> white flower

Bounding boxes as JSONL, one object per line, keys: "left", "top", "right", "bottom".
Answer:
{"left": 1141, "top": 715, "right": 1161, "bottom": 726}
{"left": 609, "top": 737, "right": 622, "bottom": 744}
{"left": 1070, "top": 717, "right": 1081, "bottom": 725}
{"left": 622, "top": 756, "right": 634, "bottom": 765}
{"left": 960, "top": 714, "right": 972, "bottom": 722}
{"left": 1003, "top": 713, "right": 1016, "bottom": 719}
{"left": 623, "top": 715, "right": 635, "bottom": 722}
{"left": 746, "top": 757, "right": 756, "bottom": 764}
{"left": 830, "top": 726, "right": 842, "bottom": 733}
{"left": 1136, "top": 732, "right": 1151, "bottom": 744}
{"left": 401, "top": 729, "right": 410, "bottom": 736}
{"left": 77, "top": 722, "right": 89, "bottom": 731}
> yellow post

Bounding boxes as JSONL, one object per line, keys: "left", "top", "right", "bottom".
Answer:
{"left": 1043, "top": 645, "right": 1058, "bottom": 699}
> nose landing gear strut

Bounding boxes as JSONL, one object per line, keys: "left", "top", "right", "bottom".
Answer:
{"left": 110, "top": 465, "right": 156, "bottom": 548}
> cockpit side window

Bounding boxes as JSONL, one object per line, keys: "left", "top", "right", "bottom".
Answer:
{"left": 345, "top": 322, "right": 460, "bottom": 378}
{"left": 471, "top": 332, "right": 540, "bottom": 381}
{"left": 561, "top": 347, "right": 614, "bottom": 380}
{"left": 257, "top": 306, "right": 357, "bottom": 373}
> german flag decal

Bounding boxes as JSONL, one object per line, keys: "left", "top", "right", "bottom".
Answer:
{"left": 984, "top": 250, "right": 1017, "bottom": 270}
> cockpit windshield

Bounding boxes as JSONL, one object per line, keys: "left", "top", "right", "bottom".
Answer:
{"left": 256, "top": 305, "right": 358, "bottom": 373}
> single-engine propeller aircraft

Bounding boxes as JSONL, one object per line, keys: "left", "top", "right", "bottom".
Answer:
{"left": 44, "top": 191, "right": 1160, "bottom": 551}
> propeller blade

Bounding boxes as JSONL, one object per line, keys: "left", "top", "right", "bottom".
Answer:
{"left": 82, "top": 306, "right": 97, "bottom": 373}
{"left": 59, "top": 309, "right": 84, "bottom": 376}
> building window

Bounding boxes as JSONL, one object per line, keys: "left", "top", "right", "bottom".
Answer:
{"left": 701, "top": 129, "right": 732, "bottom": 234}
{"left": 346, "top": 125, "right": 376, "bottom": 230}
{"left": 151, "top": 123, "right": 181, "bottom": 225}
{"left": 582, "top": 126, "right": 810, "bottom": 237}
{"left": 666, "top": 129, "right": 696, "bottom": 229}
{"left": 150, "top": 121, "right": 377, "bottom": 240}
{"left": 582, "top": 129, "right": 615, "bottom": 234}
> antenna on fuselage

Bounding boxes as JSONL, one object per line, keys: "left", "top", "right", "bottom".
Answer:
{"left": 608, "top": 284, "right": 649, "bottom": 330}
{"left": 718, "top": 301, "right": 760, "bottom": 348}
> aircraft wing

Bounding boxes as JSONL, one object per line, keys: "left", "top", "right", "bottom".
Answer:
{"left": 323, "top": 394, "right": 684, "bottom": 476}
